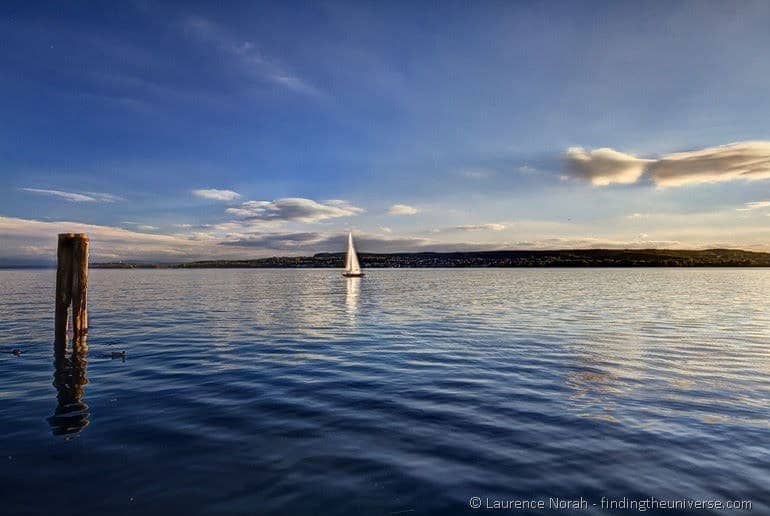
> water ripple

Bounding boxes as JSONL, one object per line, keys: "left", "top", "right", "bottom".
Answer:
{"left": 1, "top": 269, "right": 769, "bottom": 515}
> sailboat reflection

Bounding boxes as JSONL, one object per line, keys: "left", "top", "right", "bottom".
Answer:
{"left": 345, "top": 276, "right": 361, "bottom": 317}
{"left": 49, "top": 336, "right": 90, "bottom": 436}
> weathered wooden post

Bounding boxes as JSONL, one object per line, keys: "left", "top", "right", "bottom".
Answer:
{"left": 55, "top": 233, "right": 89, "bottom": 341}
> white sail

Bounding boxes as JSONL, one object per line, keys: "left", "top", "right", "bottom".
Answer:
{"left": 345, "top": 232, "right": 362, "bottom": 275}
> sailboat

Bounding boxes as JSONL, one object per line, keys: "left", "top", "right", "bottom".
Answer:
{"left": 342, "top": 231, "right": 364, "bottom": 277}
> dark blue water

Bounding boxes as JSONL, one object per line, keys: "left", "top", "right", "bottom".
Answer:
{"left": 1, "top": 269, "right": 768, "bottom": 515}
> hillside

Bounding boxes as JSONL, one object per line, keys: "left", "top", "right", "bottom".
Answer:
{"left": 90, "top": 248, "right": 770, "bottom": 269}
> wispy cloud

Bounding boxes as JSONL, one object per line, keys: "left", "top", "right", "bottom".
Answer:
{"left": 182, "top": 17, "right": 321, "bottom": 98}
{"left": 652, "top": 142, "right": 770, "bottom": 187}
{"left": 21, "top": 188, "right": 95, "bottom": 202}
{"left": 736, "top": 200, "right": 770, "bottom": 211}
{"left": 460, "top": 168, "right": 495, "bottom": 179}
{"left": 193, "top": 188, "right": 241, "bottom": 201}
{"left": 0, "top": 216, "right": 224, "bottom": 262}
{"left": 20, "top": 188, "right": 123, "bottom": 203}
{"left": 388, "top": 204, "right": 420, "bottom": 215}
{"left": 454, "top": 223, "right": 507, "bottom": 231}
{"left": 226, "top": 198, "right": 363, "bottom": 223}
{"left": 83, "top": 191, "right": 125, "bottom": 202}
{"left": 565, "top": 141, "right": 770, "bottom": 187}
{"left": 122, "top": 221, "right": 159, "bottom": 231}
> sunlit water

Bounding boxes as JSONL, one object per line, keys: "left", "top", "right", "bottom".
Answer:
{"left": 1, "top": 269, "right": 769, "bottom": 515}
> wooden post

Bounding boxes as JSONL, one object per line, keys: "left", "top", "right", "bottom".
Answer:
{"left": 55, "top": 233, "right": 89, "bottom": 341}
{"left": 71, "top": 235, "right": 89, "bottom": 336}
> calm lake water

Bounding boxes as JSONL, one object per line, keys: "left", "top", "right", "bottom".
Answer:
{"left": 1, "top": 269, "right": 769, "bottom": 515}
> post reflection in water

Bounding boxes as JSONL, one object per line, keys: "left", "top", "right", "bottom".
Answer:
{"left": 345, "top": 277, "right": 361, "bottom": 318}
{"left": 49, "top": 336, "right": 90, "bottom": 437}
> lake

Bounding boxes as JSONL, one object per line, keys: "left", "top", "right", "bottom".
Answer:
{"left": 1, "top": 269, "right": 768, "bottom": 515}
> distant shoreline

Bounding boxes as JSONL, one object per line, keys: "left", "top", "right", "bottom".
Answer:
{"left": 5, "top": 249, "right": 770, "bottom": 270}
{"left": 80, "top": 248, "right": 770, "bottom": 269}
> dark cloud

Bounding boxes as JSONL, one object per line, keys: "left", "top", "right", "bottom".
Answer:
{"left": 221, "top": 231, "right": 514, "bottom": 253}
{"left": 221, "top": 231, "right": 440, "bottom": 252}
{"left": 226, "top": 198, "right": 364, "bottom": 222}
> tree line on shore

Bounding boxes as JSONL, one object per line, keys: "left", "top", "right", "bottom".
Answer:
{"left": 91, "top": 248, "right": 770, "bottom": 269}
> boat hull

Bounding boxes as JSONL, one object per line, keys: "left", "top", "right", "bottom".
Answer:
{"left": 342, "top": 272, "right": 364, "bottom": 277}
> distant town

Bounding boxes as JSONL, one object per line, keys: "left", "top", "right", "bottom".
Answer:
{"left": 91, "top": 249, "right": 770, "bottom": 269}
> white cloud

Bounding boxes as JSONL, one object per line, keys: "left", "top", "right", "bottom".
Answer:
{"left": 735, "top": 200, "right": 770, "bottom": 211}
{"left": 565, "top": 141, "right": 770, "bottom": 187}
{"left": 565, "top": 147, "right": 651, "bottom": 186}
{"left": 455, "top": 223, "right": 507, "bottom": 231}
{"left": 20, "top": 188, "right": 123, "bottom": 203}
{"left": 226, "top": 198, "right": 363, "bottom": 222}
{"left": 193, "top": 188, "right": 241, "bottom": 201}
{"left": 388, "top": 204, "right": 420, "bottom": 215}
{"left": 379, "top": 226, "right": 392, "bottom": 233}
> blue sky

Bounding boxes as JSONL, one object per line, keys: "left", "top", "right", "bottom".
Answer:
{"left": 2, "top": 0, "right": 770, "bottom": 263}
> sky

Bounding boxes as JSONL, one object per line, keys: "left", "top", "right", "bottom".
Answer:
{"left": 1, "top": 0, "right": 770, "bottom": 264}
